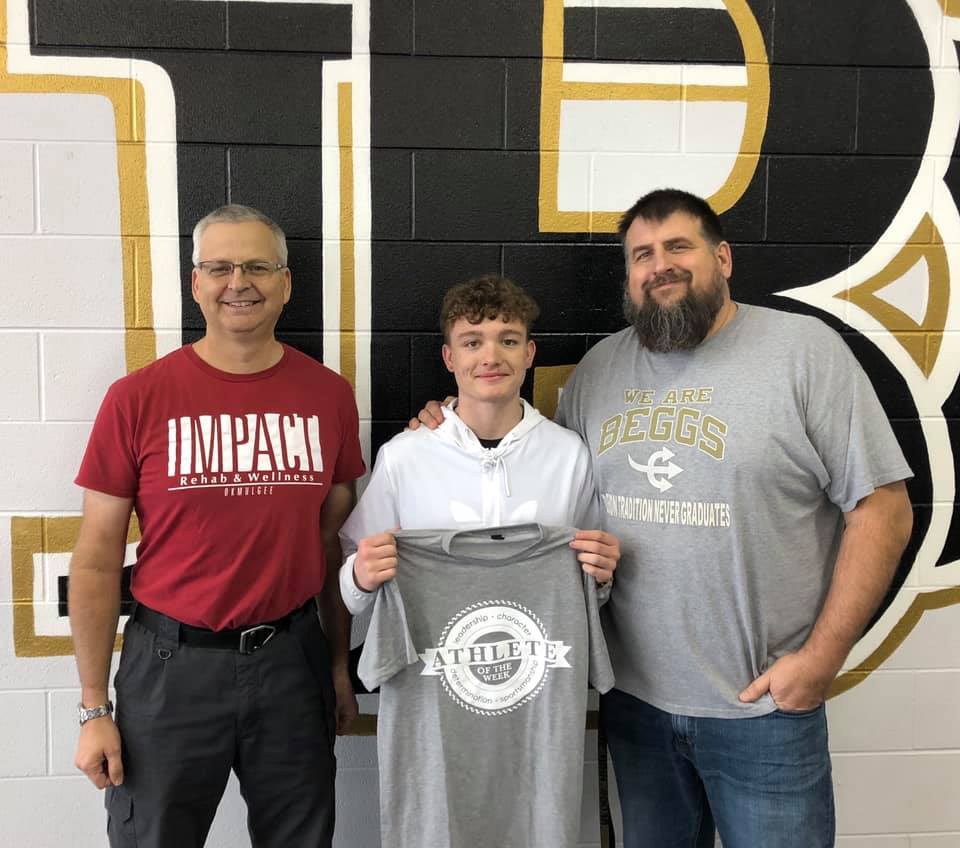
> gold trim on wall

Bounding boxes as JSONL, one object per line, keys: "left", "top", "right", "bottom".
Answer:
{"left": 835, "top": 215, "right": 949, "bottom": 378}
{"left": 533, "top": 364, "right": 577, "bottom": 421}
{"left": 338, "top": 81, "right": 357, "bottom": 390}
{"left": 538, "top": 0, "right": 770, "bottom": 233}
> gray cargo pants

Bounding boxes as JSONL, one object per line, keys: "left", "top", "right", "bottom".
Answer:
{"left": 105, "top": 602, "right": 337, "bottom": 848}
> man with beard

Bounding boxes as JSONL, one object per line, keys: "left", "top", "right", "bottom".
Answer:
{"left": 414, "top": 188, "right": 914, "bottom": 847}
{"left": 554, "top": 189, "right": 914, "bottom": 847}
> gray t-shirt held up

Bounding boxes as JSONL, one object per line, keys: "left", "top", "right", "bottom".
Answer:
{"left": 556, "top": 303, "right": 912, "bottom": 718}
{"left": 359, "top": 524, "right": 614, "bottom": 848}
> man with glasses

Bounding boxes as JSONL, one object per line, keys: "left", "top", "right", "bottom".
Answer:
{"left": 68, "top": 205, "right": 365, "bottom": 848}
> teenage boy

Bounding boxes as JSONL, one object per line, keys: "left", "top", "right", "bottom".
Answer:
{"left": 339, "top": 274, "right": 619, "bottom": 607}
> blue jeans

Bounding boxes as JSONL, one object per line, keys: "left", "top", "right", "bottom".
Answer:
{"left": 601, "top": 688, "right": 835, "bottom": 848}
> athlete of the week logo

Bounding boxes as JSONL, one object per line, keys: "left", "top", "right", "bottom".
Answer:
{"left": 167, "top": 412, "right": 325, "bottom": 496}
{"left": 419, "top": 600, "right": 572, "bottom": 716}
{"left": 599, "top": 386, "right": 733, "bottom": 528}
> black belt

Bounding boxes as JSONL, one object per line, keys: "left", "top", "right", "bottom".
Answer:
{"left": 133, "top": 601, "right": 313, "bottom": 655}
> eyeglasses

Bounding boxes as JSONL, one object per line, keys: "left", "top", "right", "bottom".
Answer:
{"left": 195, "top": 260, "right": 286, "bottom": 278}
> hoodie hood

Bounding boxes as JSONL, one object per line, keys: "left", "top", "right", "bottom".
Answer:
{"left": 433, "top": 399, "right": 546, "bottom": 515}
{"left": 436, "top": 398, "right": 545, "bottom": 453}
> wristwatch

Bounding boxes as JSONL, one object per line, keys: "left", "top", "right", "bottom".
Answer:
{"left": 78, "top": 700, "right": 114, "bottom": 726}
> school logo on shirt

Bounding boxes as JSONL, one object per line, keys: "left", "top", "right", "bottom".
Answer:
{"left": 597, "top": 386, "right": 734, "bottom": 528}
{"left": 419, "top": 600, "right": 572, "bottom": 716}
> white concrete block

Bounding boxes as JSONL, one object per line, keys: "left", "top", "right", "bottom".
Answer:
{"left": 49, "top": 688, "right": 85, "bottom": 776}
{"left": 0, "top": 332, "right": 40, "bottom": 420}
{"left": 910, "top": 835, "right": 960, "bottom": 846}
{"left": 0, "top": 142, "right": 35, "bottom": 234}
{"left": 833, "top": 752, "right": 960, "bottom": 834}
{"left": 37, "top": 142, "right": 120, "bottom": 235}
{"left": 0, "top": 691, "right": 46, "bottom": 776}
{"left": 0, "top": 603, "right": 93, "bottom": 691}
{"left": 0, "top": 93, "right": 117, "bottom": 142}
{"left": 0, "top": 421, "right": 92, "bottom": 511}
{"left": 827, "top": 670, "right": 915, "bottom": 752}
{"left": 42, "top": 332, "right": 126, "bottom": 421}
{"left": 0, "top": 516, "right": 11, "bottom": 600}
{"left": 683, "top": 101, "right": 749, "bottom": 153}
{"left": 0, "top": 237, "right": 124, "bottom": 328}
{"left": 556, "top": 151, "right": 593, "bottom": 212}
{"left": 919, "top": 511, "right": 960, "bottom": 587}
{"left": 0, "top": 776, "right": 107, "bottom": 847}
{"left": 333, "top": 767, "right": 382, "bottom": 848}
{"left": 881, "top": 602, "right": 960, "bottom": 670}
{"left": 559, "top": 100, "right": 681, "bottom": 153}
{"left": 836, "top": 838, "right": 908, "bottom": 846}
{"left": 914, "top": 672, "right": 960, "bottom": 750}
{"left": 155, "top": 328, "right": 184, "bottom": 357}
{"left": 590, "top": 152, "right": 740, "bottom": 214}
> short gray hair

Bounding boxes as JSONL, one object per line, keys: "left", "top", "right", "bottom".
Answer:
{"left": 191, "top": 204, "right": 288, "bottom": 265}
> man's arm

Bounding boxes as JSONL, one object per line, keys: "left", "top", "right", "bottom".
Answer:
{"left": 318, "top": 480, "right": 359, "bottom": 734}
{"left": 740, "top": 480, "right": 913, "bottom": 709}
{"left": 70, "top": 489, "right": 134, "bottom": 789}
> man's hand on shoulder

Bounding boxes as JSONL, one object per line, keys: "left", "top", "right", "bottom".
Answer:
{"left": 354, "top": 531, "right": 399, "bottom": 591}
{"left": 75, "top": 714, "right": 124, "bottom": 789}
{"left": 406, "top": 397, "right": 455, "bottom": 431}
{"left": 570, "top": 530, "right": 620, "bottom": 585}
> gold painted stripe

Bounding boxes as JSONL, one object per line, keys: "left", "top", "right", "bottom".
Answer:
{"left": 557, "top": 82, "right": 751, "bottom": 102}
{"left": 939, "top": 0, "right": 960, "bottom": 17}
{"left": 11, "top": 514, "right": 137, "bottom": 657}
{"left": 538, "top": 0, "right": 565, "bottom": 232}
{"left": 533, "top": 364, "right": 577, "bottom": 420}
{"left": 710, "top": 0, "right": 769, "bottom": 214}
{"left": 836, "top": 215, "right": 949, "bottom": 377}
{"left": 338, "top": 82, "right": 356, "bottom": 389}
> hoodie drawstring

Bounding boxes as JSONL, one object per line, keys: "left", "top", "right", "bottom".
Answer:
{"left": 480, "top": 453, "right": 512, "bottom": 498}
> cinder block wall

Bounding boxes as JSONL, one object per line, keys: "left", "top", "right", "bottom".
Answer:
{"left": 1, "top": 1, "right": 959, "bottom": 845}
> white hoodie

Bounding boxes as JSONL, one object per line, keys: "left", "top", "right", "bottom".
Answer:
{"left": 339, "top": 399, "right": 602, "bottom": 615}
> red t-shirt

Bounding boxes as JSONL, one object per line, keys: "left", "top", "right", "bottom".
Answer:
{"left": 76, "top": 344, "right": 366, "bottom": 630}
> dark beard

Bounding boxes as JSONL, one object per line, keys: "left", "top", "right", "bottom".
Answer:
{"left": 623, "top": 274, "right": 725, "bottom": 352}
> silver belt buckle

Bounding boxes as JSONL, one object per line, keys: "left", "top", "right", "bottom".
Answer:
{"left": 239, "top": 624, "right": 277, "bottom": 654}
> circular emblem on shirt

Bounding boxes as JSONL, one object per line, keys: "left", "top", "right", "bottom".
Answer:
{"left": 418, "top": 600, "right": 572, "bottom": 715}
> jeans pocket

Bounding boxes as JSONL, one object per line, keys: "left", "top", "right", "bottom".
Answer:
{"left": 775, "top": 702, "right": 824, "bottom": 718}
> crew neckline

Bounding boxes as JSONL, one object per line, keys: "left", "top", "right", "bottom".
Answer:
{"left": 183, "top": 342, "right": 289, "bottom": 382}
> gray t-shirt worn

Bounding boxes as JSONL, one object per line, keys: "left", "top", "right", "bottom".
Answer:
{"left": 359, "top": 523, "right": 614, "bottom": 848}
{"left": 556, "top": 304, "right": 912, "bottom": 717}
